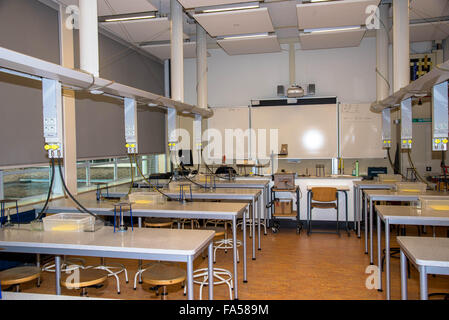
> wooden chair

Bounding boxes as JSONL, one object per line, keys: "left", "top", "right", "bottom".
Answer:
{"left": 141, "top": 263, "right": 186, "bottom": 300}
{"left": 0, "top": 266, "right": 41, "bottom": 292}
{"left": 60, "top": 268, "right": 108, "bottom": 297}
{"left": 308, "top": 187, "right": 340, "bottom": 236}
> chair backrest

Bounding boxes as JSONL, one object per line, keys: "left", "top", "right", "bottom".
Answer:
{"left": 311, "top": 187, "right": 337, "bottom": 202}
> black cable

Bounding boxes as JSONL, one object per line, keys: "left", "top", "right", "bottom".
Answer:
{"left": 440, "top": 151, "right": 449, "bottom": 190}
{"left": 128, "top": 154, "right": 134, "bottom": 195}
{"left": 387, "top": 147, "right": 407, "bottom": 180}
{"left": 406, "top": 150, "right": 431, "bottom": 187}
{"left": 133, "top": 154, "right": 177, "bottom": 200}
{"left": 36, "top": 157, "right": 56, "bottom": 220}
{"left": 200, "top": 148, "right": 235, "bottom": 181}
{"left": 56, "top": 158, "right": 105, "bottom": 223}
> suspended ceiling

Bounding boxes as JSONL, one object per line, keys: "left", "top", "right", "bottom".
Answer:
{"left": 52, "top": 0, "right": 449, "bottom": 57}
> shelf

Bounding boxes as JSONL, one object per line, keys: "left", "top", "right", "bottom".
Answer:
{"left": 0, "top": 46, "right": 213, "bottom": 119}
{"left": 370, "top": 60, "right": 449, "bottom": 113}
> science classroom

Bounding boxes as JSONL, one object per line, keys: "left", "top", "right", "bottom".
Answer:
{"left": 0, "top": 0, "right": 449, "bottom": 306}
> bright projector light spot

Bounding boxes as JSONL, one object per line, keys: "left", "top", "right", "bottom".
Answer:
{"left": 303, "top": 130, "right": 324, "bottom": 151}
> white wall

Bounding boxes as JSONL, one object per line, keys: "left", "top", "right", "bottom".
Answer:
{"left": 184, "top": 37, "right": 378, "bottom": 107}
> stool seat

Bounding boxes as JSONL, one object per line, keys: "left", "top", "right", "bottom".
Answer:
{"left": 0, "top": 266, "right": 41, "bottom": 286}
{"left": 141, "top": 263, "right": 186, "bottom": 286}
{"left": 144, "top": 218, "right": 174, "bottom": 228}
{"left": 204, "top": 227, "right": 226, "bottom": 238}
{"left": 60, "top": 269, "right": 108, "bottom": 289}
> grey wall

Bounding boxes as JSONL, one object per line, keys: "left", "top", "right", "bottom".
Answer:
{"left": 0, "top": 0, "right": 60, "bottom": 167}
{"left": 0, "top": 0, "right": 166, "bottom": 167}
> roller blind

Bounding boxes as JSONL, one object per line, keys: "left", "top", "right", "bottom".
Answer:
{"left": 74, "top": 33, "right": 166, "bottom": 159}
{"left": 0, "top": 0, "right": 60, "bottom": 167}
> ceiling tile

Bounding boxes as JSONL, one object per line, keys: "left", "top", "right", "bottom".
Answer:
{"left": 262, "top": 0, "right": 298, "bottom": 29}
{"left": 299, "top": 29, "right": 366, "bottom": 50}
{"left": 297, "top": 0, "right": 381, "bottom": 30}
{"left": 193, "top": 7, "right": 274, "bottom": 37}
{"left": 218, "top": 35, "right": 281, "bottom": 55}
{"left": 177, "top": 0, "right": 255, "bottom": 9}
{"left": 100, "top": 17, "right": 188, "bottom": 43}
{"left": 98, "top": 0, "right": 158, "bottom": 16}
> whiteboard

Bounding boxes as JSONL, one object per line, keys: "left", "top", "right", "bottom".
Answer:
{"left": 340, "top": 103, "right": 385, "bottom": 159}
{"left": 207, "top": 107, "right": 250, "bottom": 161}
{"left": 251, "top": 105, "right": 338, "bottom": 159}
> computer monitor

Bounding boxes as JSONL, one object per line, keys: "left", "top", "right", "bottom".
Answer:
{"left": 368, "top": 167, "right": 388, "bottom": 178}
{"left": 178, "top": 149, "right": 193, "bottom": 167}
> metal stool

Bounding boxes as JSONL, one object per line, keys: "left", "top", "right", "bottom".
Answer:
{"left": 0, "top": 266, "right": 41, "bottom": 292}
{"left": 60, "top": 268, "right": 108, "bottom": 297}
{"left": 185, "top": 227, "right": 234, "bottom": 300}
{"left": 141, "top": 263, "right": 186, "bottom": 300}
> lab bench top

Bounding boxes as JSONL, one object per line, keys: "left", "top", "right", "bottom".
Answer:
{"left": 397, "top": 236, "right": 449, "bottom": 268}
{"left": 365, "top": 190, "right": 449, "bottom": 198}
{"left": 42, "top": 192, "right": 248, "bottom": 217}
{"left": 375, "top": 205, "right": 449, "bottom": 220}
{"left": 0, "top": 225, "right": 215, "bottom": 257}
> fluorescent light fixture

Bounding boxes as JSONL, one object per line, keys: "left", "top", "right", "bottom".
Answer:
{"left": 104, "top": 15, "right": 155, "bottom": 22}
{"left": 303, "top": 26, "right": 362, "bottom": 34}
{"left": 221, "top": 32, "right": 269, "bottom": 40}
{"left": 202, "top": 5, "right": 259, "bottom": 13}
{"left": 199, "top": 2, "right": 260, "bottom": 13}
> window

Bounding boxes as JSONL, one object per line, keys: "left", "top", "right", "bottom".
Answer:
{"left": 0, "top": 153, "right": 167, "bottom": 204}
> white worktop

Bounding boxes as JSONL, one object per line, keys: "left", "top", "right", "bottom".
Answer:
{"left": 0, "top": 226, "right": 215, "bottom": 257}
{"left": 397, "top": 236, "right": 449, "bottom": 268}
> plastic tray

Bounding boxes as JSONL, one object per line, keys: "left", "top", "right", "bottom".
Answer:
{"left": 43, "top": 213, "right": 95, "bottom": 232}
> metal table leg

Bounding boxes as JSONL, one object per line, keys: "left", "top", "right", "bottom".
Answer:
{"left": 369, "top": 197, "right": 374, "bottom": 265}
{"left": 243, "top": 206, "right": 247, "bottom": 283}
{"left": 364, "top": 193, "right": 368, "bottom": 254}
{"left": 251, "top": 199, "right": 256, "bottom": 260}
{"left": 232, "top": 216, "right": 239, "bottom": 300}
{"left": 344, "top": 190, "right": 349, "bottom": 235}
{"left": 385, "top": 220, "right": 391, "bottom": 300}
{"left": 358, "top": 187, "right": 362, "bottom": 238}
{"left": 208, "top": 242, "right": 214, "bottom": 300}
{"left": 400, "top": 249, "right": 408, "bottom": 300}
{"left": 377, "top": 214, "right": 383, "bottom": 292}
{"left": 258, "top": 194, "right": 261, "bottom": 250}
{"left": 419, "top": 266, "right": 428, "bottom": 300}
{"left": 55, "top": 255, "right": 61, "bottom": 295}
{"left": 187, "top": 255, "right": 194, "bottom": 300}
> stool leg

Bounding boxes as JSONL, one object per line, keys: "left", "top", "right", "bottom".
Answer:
{"left": 161, "top": 286, "right": 168, "bottom": 300}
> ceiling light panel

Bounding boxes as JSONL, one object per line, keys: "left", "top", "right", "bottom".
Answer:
{"left": 193, "top": 7, "right": 274, "bottom": 37}
{"left": 177, "top": 0, "right": 257, "bottom": 10}
{"left": 141, "top": 42, "right": 209, "bottom": 60}
{"left": 100, "top": 17, "right": 189, "bottom": 43}
{"left": 299, "top": 28, "right": 366, "bottom": 50}
{"left": 218, "top": 34, "right": 281, "bottom": 55}
{"left": 297, "top": 0, "right": 381, "bottom": 30}
{"left": 98, "top": 0, "right": 158, "bottom": 15}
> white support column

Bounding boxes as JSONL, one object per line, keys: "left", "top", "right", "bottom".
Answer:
{"left": 194, "top": 24, "right": 207, "bottom": 164}
{"left": 59, "top": 4, "right": 78, "bottom": 194}
{"left": 377, "top": 3, "right": 390, "bottom": 101}
{"left": 196, "top": 24, "right": 207, "bottom": 109}
{"left": 289, "top": 43, "right": 296, "bottom": 86}
{"left": 79, "top": 0, "right": 99, "bottom": 77}
{"left": 170, "top": 0, "right": 184, "bottom": 103}
{"left": 168, "top": 0, "right": 184, "bottom": 167}
{"left": 393, "top": 0, "right": 410, "bottom": 93}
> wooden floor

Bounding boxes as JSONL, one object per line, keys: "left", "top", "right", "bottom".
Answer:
{"left": 13, "top": 224, "right": 449, "bottom": 300}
